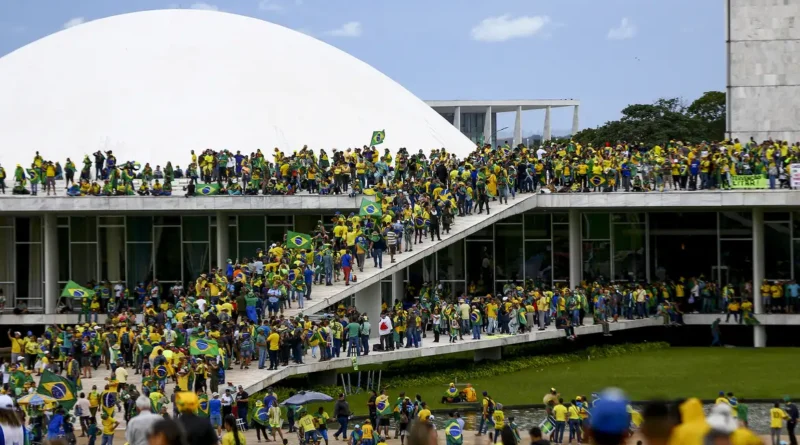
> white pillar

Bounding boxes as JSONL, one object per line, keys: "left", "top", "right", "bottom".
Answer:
{"left": 514, "top": 105, "right": 522, "bottom": 147}
{"left": 543, "top": 106, "right": 552, "bottom": 142}
{"left": 453, "top": 106, "right": 461, "bottom": 133}
{"left": 216, "top": 211, "right": 229, "bottom": 271}
{"left": 391, "top": 270, "right": 404, "bottom": 304}
{"left": 44, "top": 213, "right": 58, "bottom": 314}
{"left": 568, "top": 209, "right": 581, "bottom": 289}
{"left": 355, "top": 281, "right": 382, "bottom": 327}
{"left": 752, "top": 208, "right": 766, "bottom": 347}
{"left": 483, "top": 106, "right": 492, "bottom": 146}
{"left": 571, "top": 105, "right": 580, "bottom": 136}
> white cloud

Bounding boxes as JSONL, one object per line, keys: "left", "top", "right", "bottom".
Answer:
{"left": 607, "top": 17, "right": 636, "bottom": 40}
{"left": 189, "top": 2, "right": 219, "bottom": 10}
{"left": 63, "top": 17, "right": 85, "bottom": 29}
{"left": 327, "top": 21, "right": 361, "bottom": 37}
{"left": 258, "top": 0, "right": 283, "bottom": 11}
{"left": 470, "top": 15, "right": 551, "bottom": 42}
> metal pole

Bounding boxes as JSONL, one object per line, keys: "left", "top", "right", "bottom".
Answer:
{"left": 377, "top": 370, "right": 382, "bottom": 391}
{"left": 341, "top": 374, "right": 348, "bottom": 396}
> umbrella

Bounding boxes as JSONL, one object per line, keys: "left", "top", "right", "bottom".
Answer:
{"left": 280, "top": 391, "right": 333, "bottom": 406}
{"left": 61, "top": 280, "right": 95, "bottom": 299}
{"left": 17, "top": 393, "right": 58, "bottom": 407}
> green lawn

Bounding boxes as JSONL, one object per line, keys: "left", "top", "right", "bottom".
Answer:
{"left": 303, "top": 347, "right": 799, "bottom": 416}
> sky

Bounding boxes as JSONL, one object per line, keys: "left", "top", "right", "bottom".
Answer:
{"left": 0, "top": 0, "right": 724, "bottom": 135}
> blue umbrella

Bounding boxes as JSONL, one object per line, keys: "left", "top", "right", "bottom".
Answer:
{"left": 280, "top": 391, "right": 333, "bottom": 406}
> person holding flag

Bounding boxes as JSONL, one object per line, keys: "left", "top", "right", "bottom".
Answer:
{"left": 375, "top": 389, "right": 392, "bottom": 438}
{"left": 471, "top": 305, "right": 483, "bottom": 340}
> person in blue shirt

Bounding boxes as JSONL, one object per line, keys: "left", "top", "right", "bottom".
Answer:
{"left": 341, "top": 251, "right": 353, "bottom": 286}
{"left": 689, "top": 158, "right": 701, "bottom": 190}
{"left": 209, "top": 392, "right": 223, "bottom": 436}
{"left": 786, "top": 280, "right": 800, "bottom": 314}
{"left": 620, "top": 162, "right": 631, "bottom": 191}
{"left": 304, "top": 265, "right": 315, "bottom": 300}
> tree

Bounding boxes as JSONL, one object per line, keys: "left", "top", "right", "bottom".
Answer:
{"left": 573, "top": 92, "right": 726, "bottom": 147}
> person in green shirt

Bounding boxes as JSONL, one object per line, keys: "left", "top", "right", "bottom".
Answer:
{"left": 346, "top": 320, "right": 361, "bottom": 356}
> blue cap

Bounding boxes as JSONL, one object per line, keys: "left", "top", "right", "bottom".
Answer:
{"left": 719, "top": 391, "right": 725, "bottom": 396}
{"left": 588, "top": 388, "right": 631, "bottom": 434}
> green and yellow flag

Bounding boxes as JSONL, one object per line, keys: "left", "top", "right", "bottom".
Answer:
{"left": 198, "top": 393, "right": 210, "bottom": 417}
{"left": 189, "top": 336, "right": 220, "bottom": 356}
{"left": 370, "top": 130, "right": 385, "bottom": 146}
{"left": 101, "top": 389, "right": 118, "bottom": 418}
{"left": 589, "top": 175, "right": 606, "bottom": 187}
{"left": 286, "top": 231, "right": 313, "bottom": 250}
{"left": 37, "top": 370, "right": 78, "bottom": 409}
{"left": 196, "top": 183, "right": 221, "bottom": 196}
{"left": 61, "top": 280, "right": 95, "bottom": 299}
{"left": 359, "top": 198, "right": 382, "bottom": 218}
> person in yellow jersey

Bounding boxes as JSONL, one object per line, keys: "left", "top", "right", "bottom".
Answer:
{"left": 417, "top": 402, "right": 432, "bottom": 423}
{"left": 7, "top": 330, "right": 25, "bottom": 365}
{"left": 298, "top": 407, "right": 319, "bottom": 445}
{"left": 361, "top": 420, "right": 375, "bottom": 445}
{"left": 770, "top": 401, "right": 789, "bottom": 445}
{"left": 552, "top": 398, "right": 568, "bottom": 444}
{"left": 567, "top": 400, "right": 582, "bottom": 444}
{"left": 490, "top": 403, "right": 504, "bottom": 444}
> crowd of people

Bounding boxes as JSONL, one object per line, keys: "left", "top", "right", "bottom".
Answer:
{"left": 1, "top": 137, "right": 798, "bottom": 196}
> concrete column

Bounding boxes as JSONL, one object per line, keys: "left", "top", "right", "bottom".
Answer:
{"left": 752, "top": 208, "right": 766, "bottom": 347}
{"left": 568, "top": 209, "right": 581, "bottom": 289}
{"left": 453, "top": 106, "right": 461, "bottom": 133}
{"left": 216, "top": 211, "right": 229, "bottom": 270}
{"left": 474, "top": 346, "right": 502, "bottom": 362}
{"left": 44, "top": 213, "right": 58, "bottom": 315}
{"left": 483, "top": 106, "right": 492, "bottom": 146}
{"left": 391, "top": 270, "right": 404, "bottom": 303}
{"left": 514, "top": 105, "right": 523, "bottom": 147}
{"left": 571, "top": 105, "right": 580, "bottom": 136}
{"left": 543, "top": 106, "right": 552, "bottom": 142}
{"left": 355, "top": 280, "right": 382, "bottom": 325}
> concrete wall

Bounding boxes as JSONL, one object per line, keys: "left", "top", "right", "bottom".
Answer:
{"left": 728, "top": 0, "right": 800, "bottom": 141}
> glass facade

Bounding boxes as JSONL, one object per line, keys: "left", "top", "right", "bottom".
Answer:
{"left": 3, "top": 209, "right": 800, "bottom": 313}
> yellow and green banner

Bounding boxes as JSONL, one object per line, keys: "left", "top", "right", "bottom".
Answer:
{"left": 731, "top": 175, "right": 767, "bottom": 189}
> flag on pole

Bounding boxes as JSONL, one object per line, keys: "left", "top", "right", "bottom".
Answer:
{"left": 359, "top": 199, "right": 382, "bottom": 218}
{"left": 370, "top": 130, "right": 385, "bottom": 146}
{"left": 36, "top": 370, "right": 78, "bottom": 409}
{"left": 286, "top": 231, "right": 313, "bottom": 250}
{"left": 61, "top": 280, "right": 95, "bottom": 299}
{"left": 189, "top": 336, "right": 220, "bottom": 356}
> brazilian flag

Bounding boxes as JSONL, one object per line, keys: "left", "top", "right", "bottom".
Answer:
{"left": 589, "top": 175, "right": 606, "bottom": 187}
{"left": 376, "top": 394, "right": 391, "bottom": 416}
{"left": 154, "top": 365, "right": 168, "bottom": 380}
{"left": 37, "top": 370, "right": 78, "bottom": 409}
{"left": 470, "top": 310, "right": 482, "bottom": 325}
{"left": 198, "top": 393, "right": 210, "bottom": 417}
{"left": 359, "top": 199, "right": 382, "bottom": 218}
{"left": 197, "top": 183, "right": 221, "bottom": 196}
{"left": 61, "top": 280, "right": 95, "bottom": 299}
{"left": 286, "top": 231, "right": 312, "bottom": 250}
{"left": 101, "top": 390, "right": 117, "bottom": 418}
{"left": 370, "top": 130, "right": 385, "bottom": 146}
{"left": 253, "top": 406, "right": 269, "bottom": 425}
{"left": 190, "top": 336, "right": 220, "bottom": 357}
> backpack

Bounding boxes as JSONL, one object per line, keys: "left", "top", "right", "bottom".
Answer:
{"left": 487, "top": 398, "right": 496, "bottom": 414}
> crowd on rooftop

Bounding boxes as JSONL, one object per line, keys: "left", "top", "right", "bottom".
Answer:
{"left": 1, "top": 137, "right": 798, "bottom": 196}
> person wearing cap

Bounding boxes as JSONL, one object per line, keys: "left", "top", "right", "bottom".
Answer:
{"left": 7, "top": 330, "right": 25, "bottom": 367}
{"left": 585, "top": 389, "right": 631, "bottom": 445}
{"left": 209, "top": 392, "right": 223, "bottom": 435}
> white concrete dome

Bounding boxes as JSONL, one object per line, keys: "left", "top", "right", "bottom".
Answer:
{"left": 0, "top": 9, "right": 474, "bottom": 170}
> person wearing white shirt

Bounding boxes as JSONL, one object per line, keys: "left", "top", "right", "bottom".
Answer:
{"left": 115, "top": 365, "right": 129, "bottom": 384}
{"left": 75, "top": 393, "right": 92, "bottom": 436}
{"left": 196, "top": 298, "right": 207, "bottom": 312}
{"left": 378, "top": 314, "right": 393, "bottom": 351}
{"left": 221, "top": 388, "right": 234, "bottom": 417}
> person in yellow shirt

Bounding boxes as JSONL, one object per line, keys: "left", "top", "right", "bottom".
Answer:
{"left": 101, "top": 413, "right": 119, "bottom": 443}
{"left": 417, "top": 402, "right": 431, "bottom": 422}
{"left": 491, "top": 403, "right": 505, "bottom": 443}
{"left": 267, "top": 331, "right": 280, "bottom": 370}
{"left": 222, "top": 414, "right": 247, "bottom": 445}
{"left": 552, "top": 399, "right": 568, "bottom": 444}
{"left": 567, "top": 401, "right": 582, "bottom": 443}
{"left": 486, "top": 300, "right": 499, "bottom": 334}
{"left": 8, "top": 330, "right": 26, "bottom": 365}
{"left": 770, "top": 282, "right": 783, "bottom": 313}
{"left": 769, "top": 402, "right": 789, "bottom": 444}
{"left": 361, "top": 420, "right": 375, "bottom": 445}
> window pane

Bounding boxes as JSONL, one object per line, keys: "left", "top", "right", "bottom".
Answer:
{"left": 228, "top": 225, "right": 238, "bottom": 263}
{"left": 552, "top": 213, "right": 569, "bottom": 224}
{"left": 582, "top": 240, "right": 611, "bottom": 282}
{"left": 16, "top": 217, "right": 42, "bottom": 242}
{"left": 267, "top": 215, "right": 293, "bottom": 225}
{"left": 468, "top": 225, "right": 493, "bottom": 240}
{"left": 765, "top": 212, "right": 789, "bottom": 222}
{"left": 70, "top": 217, "right": 97, "bottom": 242}
{"left": 127, "top": 217, "right": 153, "bottom": 242}
{"left": 99, "top": 216, "right": 125, "bottom": 226}
{"left": 99, "top": 227, "right": 126, "bottom": 283}
{"left": 612, "top": 213, "right": 645, "bottom": 224}
{"left": 720, "top": 240, "right": 752, "bottom": 287}
{"left": 650, "top": 212, "right": 715, "bottom": 231}
{"left": 238, "top": 216, "right": 265, "bottom": 241}
{"left": 582, "top": 213, "right": 610, "bottom": 239}
{"left": 126, "top": 243, "right": 153, "bottom": 289}
{"left": 498, "top": 214, "right": 522, "bottom": 224}
{"left": 183, "top": 243, "right": 210, "bottom": 286}
{"left": 765, "top": 222, "right": 791, "bottom": 279}
{"left": 16, "top": 243, "right": 42, "bottom": 303}
{"left": 57, "top": 227, "right": 69, "bottom": 282}
{"left": 238, "top": 242, "right": 265, "bottom": 261}
{"left": 408, "top": 256, "right": 434, "bottom": 289}
{"left": 651, "top": 233, "right": 716, "bottom": 282}
{"left": 0, "top": 228, "right": 14, "bottom": 282}
{"left": 793, "top": 212, "right": 800, "bottom": 238}
{"left": 466, "top": 241, "right": 493, "bottom": 293}
{"left": 524, "top": 213, "right": 551, "bottom": 239}
{"left": 495, "top": 225, "right": 523, "bottom": 282}
{"left": 56, "top": 217, "right": 68, "bottom": 226}
{"left": 182, "top": 216, "right": 209, "bottom": 242}
{"left": 436, "top": 241, "right": 464, "bottom": 280}
{"left": 266, "top": 226, "right": 288, "bottom": 246}
{"left": 552, "top": 224, "right": 569, "bottom": 282}
{"left": 210, "top": 226, "right": 217, "bottom": 269}
{"left": 524, "top": 240, "right": 552, "bottom": 287}
{"left": 154, "top": 216, "right": 181, "bottom": 226}
{"left": 613, "top": 223, "right": 645, "bottom": 282}
{"left": 70, "top": 243, "right": 97, "bottom": 285}
{"left": 442, "top": 281, "right": 466, "bottom": 300}
{"left": 720, "top": 212, "right": 752, "bottom": 238}
{"left": 154, "top": 227, "right": 181, "bottom": 281}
